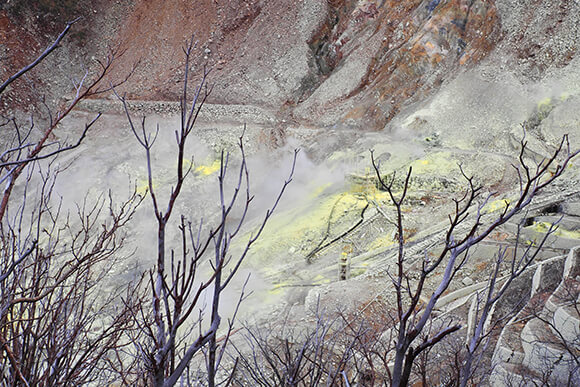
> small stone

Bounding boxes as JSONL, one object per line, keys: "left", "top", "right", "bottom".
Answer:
{"left": 462, "top": 277, "right": 474, "bottom": 286}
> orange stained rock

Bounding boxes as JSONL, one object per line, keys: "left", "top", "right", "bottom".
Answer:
{"left": 337, "top": 0, "right": 501, "bottom": 130}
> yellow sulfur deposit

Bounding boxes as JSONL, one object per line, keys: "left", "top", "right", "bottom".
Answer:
{"left": 310, "top": 183, "right": 332, "bottom": 199}
{"left": 537, "top": 97, "right": 552, "bottom": 110}
{"left": 180, "top": 158, "right": 221, "bottom": 176}
{"left": 136, "top": 178, "right": 154, "bottom": 196}
{"left": 409, "top": 152, "right": 458, "bottom": 175}
{"left": 484, "top": 198, "right": 512, "bottom": 214}
{"left": 270, "top": 281, "right": 290, "bottom": 295}
{"left": 195, "top": 159, "right": 221, "bottom": 176}
{"left": 368, "top": 233, "right": 396, "bottom": 250}
{"left": 528, "top": 221, "right": 580, "bottom": 240}
{"left": 312, "top": 274, "right": 330, "bottom": 285}
{"left": 246, "top": 189, "right": 369, "bottom": 262}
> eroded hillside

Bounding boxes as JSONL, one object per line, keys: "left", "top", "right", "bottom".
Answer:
{"left": 3, "top": 1, "right": 579, "bottom": 131}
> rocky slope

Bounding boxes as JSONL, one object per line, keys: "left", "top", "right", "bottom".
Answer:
{"left": 3, "top": 0, "right": 579, "bottom": 131}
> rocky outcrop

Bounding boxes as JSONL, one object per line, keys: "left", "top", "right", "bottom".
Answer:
{"left": 295, "top": 0, "right": 501, "bottom": 130}
{"left": 491, "top": 246, "right": 580, "bottom": 386}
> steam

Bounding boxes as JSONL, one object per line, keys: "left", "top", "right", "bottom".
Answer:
{"left": 43, "top": 111, "right": 362, "bottom": 321}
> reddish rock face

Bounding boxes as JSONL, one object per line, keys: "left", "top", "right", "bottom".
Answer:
{"left": 0, "top": 9, "right": 46, "bottom": 111}
{"left": 108, "top": 0, "right": 268, "bottom": 101}
{"left": 365, "top": 0, "right": 500, "bottom": 129}
{"left": 303, "top": 0, "right": 502, "bottom": 130}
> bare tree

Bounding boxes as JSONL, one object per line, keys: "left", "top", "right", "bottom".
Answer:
{"left": 232, "top": 302, "right": 364, "bottom": 387}
{"left": 0, "top": 18, "right": 130, "bottom": 223}
{"left": 0, "top": 20, "right": 142, "bottom": 386}
{"left": 344, "top": 307, "right": 396, "bottom": 386}
{"left": 370, "top": 133, "right": 579, "bottom": 387}
{"left": 3, "top": 16, "right": 578, "bottom": 387}
{"left": 458, "top": 219, "right": 560, "bottom": 387}
{"left": 115, "top": 37, "right": 297, "bottom": 387}
{"left": 0, "top": 165, "right": 143, "bottom": 386}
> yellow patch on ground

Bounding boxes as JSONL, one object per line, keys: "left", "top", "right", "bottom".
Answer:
{"left": 368, "top": 233, "right": 395, "bottom": 250}
{"left": 136, "top": 178, "right": 153, "bottom": 196}
{"left": 350, "top": 267, "right": 367, "bottom": 277}
{"left": 528, "top": 222, "right": 580, "bottom": 240}
{"left": 484, "top": 198, "right": 511, "bottom": 213}
{"left": 367, "top": 190, "right": 393, "bottom": 204}
{"left": 248, "top": 190, "right": 369, "bottom": 262}
{"left": 270, "top": 281, "right": 290, "bottom": 295}
{"left": 195, "top": 159, "right": 221, "bottom": 175}
{"left": 347, "top": 172, "right": 392, "bottom": 203}
{"left": 310, "top": 183, "right": 332, "bottom": 198}
{"left": 409, "top": 151, "right": 457, "bottom": 175}
{"left": 313, "top": 274, "right": 330, "bottom": 284}
{"left": 537, "top": 97, "right": 552, "bottom": 110}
